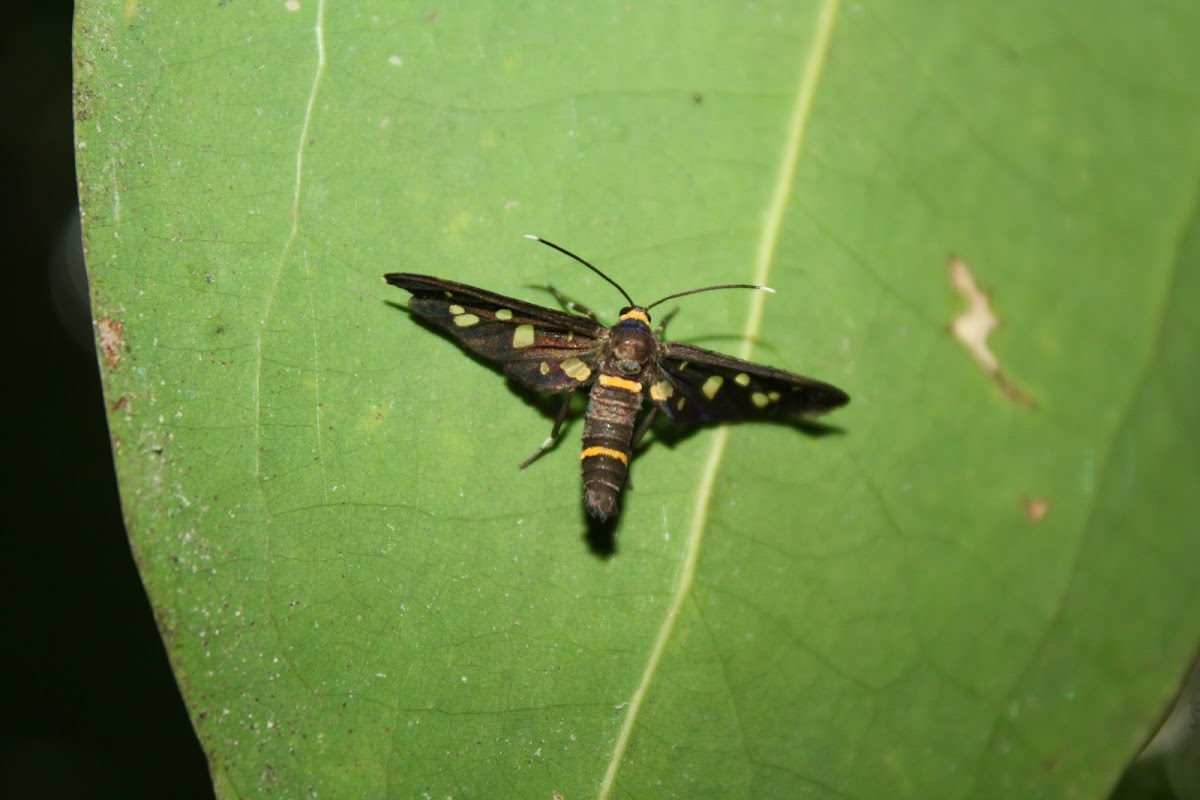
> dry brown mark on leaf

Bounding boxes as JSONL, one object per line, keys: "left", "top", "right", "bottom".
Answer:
{"left": 1023, "top": 496, "right": 1050, "bottom": 522}
{"left": 96, "top": 316, "right": 124, "bottom": 371}
{"left": 949, "top": 257, "right": 1032, "bottom": 406}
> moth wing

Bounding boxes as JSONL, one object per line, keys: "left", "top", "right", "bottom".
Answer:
{"left": 650, "top": 341, "right": 849, "bottom": 425}
{"left": 385, "top": 273, "right": 607, "bottom": 393}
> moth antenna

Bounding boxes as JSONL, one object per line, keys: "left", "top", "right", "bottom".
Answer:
{"left": 525, "top": 234, "right": 635, "bottom": 308}
{"left": 647, "top": 283, "right": 774, "bottom": 310}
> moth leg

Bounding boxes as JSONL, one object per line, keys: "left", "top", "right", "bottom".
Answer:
{"left": 653, "top": 308, "right": 679, "bottom": 336}
{"left": 547, "top": 285, "right": 599, "bottom": 322}
{"left": 620, "top": 408, "right": 660, "bottom": 492}
{"left": 631, "top": 406, "right": 658, "bottom": 450}
{"left": 519, "top": 389, "right": 576, "bottom": 469}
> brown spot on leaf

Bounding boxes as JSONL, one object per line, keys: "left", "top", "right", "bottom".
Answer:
{"left": 949, "top": 257, "right": 1033, "bottom": 406}
{"left": 96, "top": 316, "right": 124, "bottom": 371}
{"left": 1024, "top": 497, "right": 1049, "bottom": 522}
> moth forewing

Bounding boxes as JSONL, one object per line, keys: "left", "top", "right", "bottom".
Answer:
{"left": 384, "top": 272, "right": 607, "bottom": 394}
{"left": 653, "top": 341, "right": 850, "bottom": 425}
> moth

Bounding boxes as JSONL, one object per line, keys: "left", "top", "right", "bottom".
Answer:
{"left": 385, "top": 235, "right": 849, "bottom": 521}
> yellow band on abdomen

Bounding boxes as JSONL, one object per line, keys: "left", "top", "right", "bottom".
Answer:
{"left": 598, "top": 374, "right": 643, "bottom": 394}
{"left": 581, "top": 446, "right": 629, "bottom": 465}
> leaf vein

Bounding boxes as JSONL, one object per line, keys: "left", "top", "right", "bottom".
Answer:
{"left": 252, "top": 0, "right": 327, "bottom": 478}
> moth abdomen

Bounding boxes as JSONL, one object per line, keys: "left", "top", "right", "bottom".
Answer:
{"left": 581, "top": 374, "right": 645, "bottom": 521}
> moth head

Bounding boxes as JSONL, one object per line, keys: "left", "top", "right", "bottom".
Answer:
{"left": 617, "top": 306, "right": 650, "bottom": 323}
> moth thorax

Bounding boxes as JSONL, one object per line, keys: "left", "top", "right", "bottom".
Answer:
{"left": 611, "top": 327, "right": 654, "bottom": 375}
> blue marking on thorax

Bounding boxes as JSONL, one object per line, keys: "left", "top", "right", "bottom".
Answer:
{"left": 614, "top": 317, "right": 651, "bottom": 333}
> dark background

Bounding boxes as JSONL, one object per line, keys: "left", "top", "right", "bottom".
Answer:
{"left": 1, "top": 3, "right": 213, "bottom": 798}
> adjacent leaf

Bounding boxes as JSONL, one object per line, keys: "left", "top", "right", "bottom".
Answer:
{"left": 74, "top": 0, "right": 1200, "bottom": 797}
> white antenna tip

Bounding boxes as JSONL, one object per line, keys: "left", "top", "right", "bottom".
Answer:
{"left": 761, "top": 286, "right": 776, "bottom": 293}
{"left": 523, "top": 233, "right": 541, "bottom": 241}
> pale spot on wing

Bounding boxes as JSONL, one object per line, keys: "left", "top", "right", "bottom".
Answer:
{"left": 561, "top": 356, "right": 592, "bottom": 381}
{"left": 513, "top": 324, "right": 535, "bottom": 348}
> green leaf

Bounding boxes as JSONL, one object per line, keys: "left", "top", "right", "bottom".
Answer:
{"left": 75, "top": 0, "right": 1200, "bottom": 797}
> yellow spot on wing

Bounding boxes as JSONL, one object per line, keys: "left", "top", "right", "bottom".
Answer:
{"left": 735, "top": 373, "right": 751, "bottom": 387}
{"left": 453, "top": 313, "right": 480, "bottom": 327}
{"left": 539, "top": 362, "right": 550, "bottom": 376}
{"left": 649, "top": 381, "right": 674, "bottom": 401}
{"left": 599, "top": 374, "right": 641, "bottom": 393}
{"left": 581, "top": 445, "right": 629, "bottom": 465}
{"left": 495, "top": 308, "right": 513, "bottom": 321}
{"left": 702, "top": 375, "right": 724, "bottom": 400}
{"left": 751, "top": 391, "right": 769, "bottom": 408}
{"left": 448, "top": 304, "right": 465, "bottom": 315}
{"left": 512, "top": 324, "right": 535, "bottom": 348}
{"left": 561, "top": 356, "right": 592, "bottom": 381}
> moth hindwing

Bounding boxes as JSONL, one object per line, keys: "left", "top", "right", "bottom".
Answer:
{"left": 384, "top": 237, "right": 849, "bottom": 522}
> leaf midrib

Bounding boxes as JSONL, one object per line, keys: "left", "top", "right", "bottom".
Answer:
{"left": 596, "top": 1, "right": 844, "bottom": 794}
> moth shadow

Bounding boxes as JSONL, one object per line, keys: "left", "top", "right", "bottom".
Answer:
{"left": 641, "top": 414, "right": 846, "bottom": 453}
{"left": 583, "top": 514, "right": 618, "bottom": 557}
